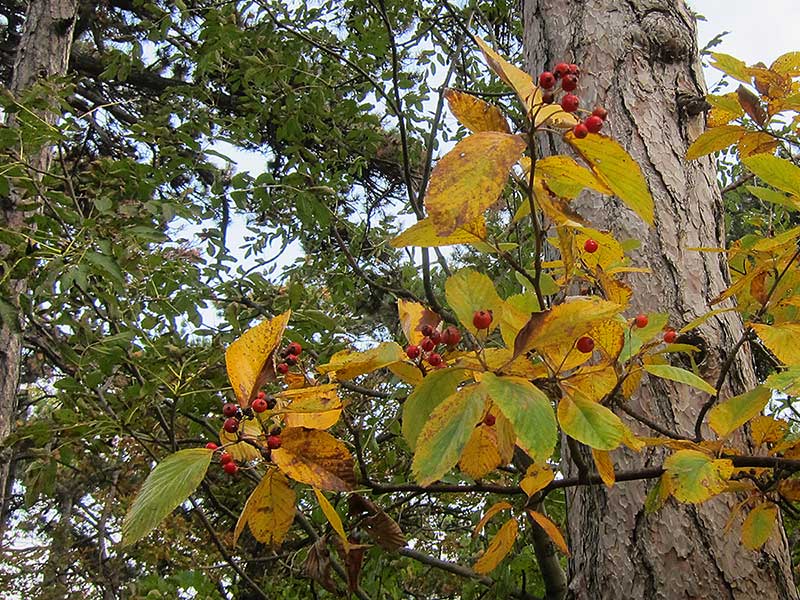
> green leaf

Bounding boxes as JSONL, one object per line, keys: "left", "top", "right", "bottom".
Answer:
{"left": 402, "top": 368, "right": 468, "bottom": 449}
{"left": 84, "top": 250, "right": 125, "bottom": 286}
{"left": 708, "top": 385, "right": 771, "bottom": 438}
{"left": 686, "top": 125, "right": 745, "bottom": 160}
{"left": 445, "top": 269, "right": 504, "bottom": 334}
{"left": 664, "top": 450, "right": 733, "bottom": 504}
{"left": 121, "top": 448, "right": 213, "bottom": 546}
{"left": 412, "top": 384, "right": 486, "bottom": 486}
{"left": 643, "top": 364, "right": 716, "bottom": 395}
{"left": 565, "top": 132, "right": 654, "bottom": 226}
{"left": 765, "top": 367, "right": 800, "bottom": 396}
{"left": 557, "top": 393, "right": 625, "bottom": 451}
{"left": 482, "top": 373, "right": 557, "bottom": 462}
{"left": 745, "top": 186, "right": 800, "bottom": 211}
{"left": 741, "top": 503, "right": 778, "bottom": 550}
{"left": 743, "top": 154, "right": 800, "bottom": 196}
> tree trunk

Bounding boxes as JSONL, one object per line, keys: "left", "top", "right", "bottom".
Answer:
{"left": 0, "top": 0, "right": 78, "bottom": 529}
{"left": 522, "top": 1, "right": 797, "bottom": 598}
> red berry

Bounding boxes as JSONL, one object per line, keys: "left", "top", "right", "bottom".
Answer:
{"left": 592, "top": 106, "right": 608, "bottom": 121}
{"left": 561, "top": 94, "right": 579, "bottom": 113}
{"left": 568, "top": 63, "right": 580, "bottom": 77}
{"left": 542, "top": 92, "right": 555, "bottom": 104}
{"left": 634, "top": 314, "right": 648, "bottom": 328}
{"left": 441, "top": 326, "right": 461, "bottom": 346}
{"left": 256, "top": 390, "right": 267, "bottom": 400}
{"left": 252, "top": 398, "right": 268, "bottom": 413}
{"left": 573, "top": 123, "right": 588, "bottom": 138}
{"left": 286, "top": 341, "right": 302, "bottom": 356}
{"left": 539, "top": 71, "right": 556, "bottom": 89}
{"left": 584, "top": 239, "right": 599, "bottom": 253}
{"left": 484, "top": 414, "right": 496, "bottom": 427}
{"left": 205, "top": 442, "right": 218, "bottom": 450}
{"left": 554, "top": 62, "right": 570, "bottom": 78}
{"left": 420, "top": 337, "right": 436, "bottom": 352}
{"left": 220, "top": 452, "right": 233, "bottom": 465}
{"left": 223, "top": 462, "right": 238, "bottom": 475}
{"left": 223, "top": 417, "right": 239, "bottom": 433}
{"left": 663, "top": 329, "right": 678, "bottom": 344}
{"left": 421, "top": 324, "right": 434, "bottom": 337}
{"left": 222, "top": 402, "right": 238, "bottom": 418}
{"left": 584, "top": 115, "right": 603, "bottom": 134}
{"left": 427, "top": 352, "right": 443, "bottom": 367}
{"left": 561, "top": 74, "right": 578, "bottom": 92}
{"left": 267, "top": 435, "right": 282, "bottom": 450}
{"left": 429, "top": 330, "right": 442, "bottom": 344}
{"left": 406, "top": 344, "right": 421, "bottom": 359}
{"left": 277, "top": 362, "right": 289, "bottom": 375}
{"left": 473, "top": 309, "right": 493, "bottom": 330}
{"left": 576, "top": 336, "right": 595, "bottom": 353}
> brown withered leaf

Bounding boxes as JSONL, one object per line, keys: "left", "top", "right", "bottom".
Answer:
{"left": 304, "top": 537, "right": 337, "bottom": 592}
{"left": 347, "top": 494, "right": 406, "bottom": 551}
{"left": 331, "top": 535, "right": 370, "bottom": 592}
{"left": 736, "top": 85, "right": 767, "bottom": 126}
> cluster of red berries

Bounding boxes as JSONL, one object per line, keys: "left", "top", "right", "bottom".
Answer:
{"left": 406, "top": 323, "right": 461, "bottom": 368}
{"left": 537, "top": 62, "right": 608, "bottom": 139}
{"left": 205, "top": 442, "right": 239, "bottom": 475}
{"left": 276, "top": 341, "right": 302, "bottom": 375}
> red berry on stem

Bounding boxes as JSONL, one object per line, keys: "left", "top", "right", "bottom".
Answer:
{"left": 573, "top": 123, "right": 588, "bottom": 138}
{"left": 484, "top": 413, "right": 496, "bottom": 427}
{"left": 561, "top": 93, "right": 579, "bottom": 113}
{"left": 542, "top": 92, "right": 555, "bottom": 104}
{"left": 276, "top": 362, "right": 289, "bottom": 375}
{"left": 223, "top": 462, "right": 238, "bottom": 475}
{"left": 205, "top": 442, "right": 218, "bottom": 450}
{"left": 220, "top": 452, "right": 233, "bottom": 465}
{"left": 420, "top": 337, "right": 435, "bottom": 352}
{"left": 406, "top": 344, "right": 420, "bottom": 359}
{"left": 561, "top": 73, "right": 578, "bottom": 92}
{"left": 592, "top": 106, "right": 608, "bottom": 121}
{"left": 441, "top": 326, "right": 461, "bottom": 346}
{"left": 267, "top": 435, "right": 282, "bottom": 450}
{"left": 663, "top": 329, "right": 678, "bottom": 344}
{"left": 222, "top": 402, "right": 238, "bottom": 418}
{"left": 429, "top": 329, "right": 442, "bottom": 344}
{"left": 584, "top": 115, "right": 603, "bottom": 134}
{"left": 427, "top": 352, "right": 443, "bottom": 367}
{"left": 256, "top": 390, "right": 267, "bottom": 400}
{"left": 285, "top": 354, "right": 299, "bottom": 366}
{"left": 634, "top": 314, "right": 648, "bottom": 328}
{"left": 584, "top": 239, "right": 599, "bottom": 253}
{"left": 473, "top": 309, "right": 493, "bottom": 330}
{"left": 539, "top": 71, "right": 556, "bottom": 89}
{"left": 223, "top": 417, "right": 239, "bottom": 433}
{"left": 568, "top": 63, "right": 580, "bottom": 77}
{"left": 252, "top": 398, "right": 268, "bottom": 413}
{"left": 554, "top": 62, "right": 570, "bottom": 78}
{"left": 286, "top": 341, "right": 302, "bottom": 356}
{"left": 576, "top": 336, "right": 595, "bottom": 353}
{"left": 421, "top": 324, "right": 434, "bottom": 337}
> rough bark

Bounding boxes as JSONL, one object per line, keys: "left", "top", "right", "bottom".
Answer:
{"left": 522, "top": 1, "right": 797, "bottom": 598}
{"left": 0, "top": 0, "right": 79, "bottom": 529}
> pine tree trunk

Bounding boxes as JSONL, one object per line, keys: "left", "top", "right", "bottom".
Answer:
{"left": 522, "top": 1, "right": 797, "bottom": 598}
{"left": 0, "top": 0, "right": 78, "bottom": 529}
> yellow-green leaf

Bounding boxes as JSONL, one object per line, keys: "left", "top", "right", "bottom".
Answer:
{"left": 390, "top": 216, "right": 486, "bottom": 248}
{"left": 226, "top": 311, "right": 291, "bottom": 405}
{"left": 765, "top": 367, "right": 800, "bottom": 396}
{"left": 535, "top": 155, "right": 612, "bottom": 198}
{"left": 473, "top": 36, "right": 536, "bottom": 108}
{"left": 473, "top": 518, "right": 519, "bottom": 575}
{"left": 686, "top": 125, "right": 746, "bottom": 160}
{"left": 771, "top": 51, "right": 800, "bottom": 77}
{"left": 741, "top": 502, "right": 778, "bottom": 550}
{"left": 710, "top": 53, "right": 753, "bottom": 84}
{"left": 708, "top": 385, "right": 771, "bottom": 438}
{"left": 314, "top": 488, "right": 349, "bottom": 550}
{"left": 557, "top": 393, "right": 625, "bottom": 451}
{"left": 424, "top": 132, "right": 527, "bottom": 236}
{"left": 745, "top": 186, "right": 800, "bottom": 211}
{"left": 276, "top": 384, "right": 342, "bottom": 413}
{"left": 219, "top": 418, "right": 263, "bottom": 462}
{"left": 316, "top": 341, "right": 406, "bottom": 380}
{"left": 121, "top": 448, "right": 213, "bottom": 546}
{"left": 743, "top": 154, "right": 800, "bottom": 196}
{"left": 271, "top": 428, "right": 356, "bottom": 492}
{"left": 402, "top": 367, "right": 468, "bottom": 449}
{"left": 412, "top": 384, "right": 486, "bottom": 486}
{"left": 472, "top": 501, "right": 513, "bottom": 538}
{"left": 663, "top": 449, "right": 733, "bottom": 504}
{"left": 527, "top": 510, "right": 569, "bottom": 555}
{"left": 444, "top": 88, "right": 510, "bottom": 134}
{"left": 234, "top": 468, "right": 296, "bottom": 546}
{"left": 565, "top": 132, "right": 654, "bottom": 226}
{"left": 643, "top": 364, "right": 716, "bottom": 395}
{"left": 752, "top": 323, "right": 800, "bottom": 365}
{"left": 482, "top": 373, "right": 557, "bottom": 462}
{"left": 445, "top": 269, "right": 504, "bottom": 334}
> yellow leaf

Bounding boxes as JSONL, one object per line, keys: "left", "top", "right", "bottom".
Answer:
{"left": 499, "top": 293, "right": 539, "bottom": 350}
{"left": 473, "top": 518, "right": 519, "bottom": 575}
{"left": 664, "top": 449, "right": 733, "bottom": 504}
{"left": 771, "top": 51, "right": 800, "bottom": 77}
{"left": 592, "top": 449, "right": 615, "bottom": 488}
{"left": 444, "top": 88, "right": 510, "bottom": 134}
{"left": 520, "top": 463, "right": 554, "bottom": 497}
{"left": 563, "top": 365, "right": 618, "bottom": 403}
{"left": 741, "top": 503, "right": 778, "bottom": 550}
{"left": 751, "top": 415, "right": 789, "bottom": 446}
{"left": 277, "top": 384, "right": 343, "bottom": 430}
{"left": 390, "top": 216, "right": 486, "bottom": 248}
{"left": 527, "top": 510, "right": 570, "bottom": 555}
{"left": 316, "top": 342, "right": 406, "bottom": 380}
{"left": 777, "top": 479, "right": 800, "bottom": 501}
{"left": 708, "top": 385, "right": 771, "bottom": 438}
{"left": 396, "top": 299, "right": 440, "bottom": 345}
{"left": 587, "top": 318, "right": 626, "bottom": 360}
{"left": 472, "top": 501, "right": 513, "bottom": 538}
{"left": 737, "top": 132, "right": 779, "bottom": 157}
{"left": 387, "top": 361, "right": 424, "bottom": 386}
{"left": 445, "top": 269, "right": 504, "bottom": 335}
{"left": 459, "top": 415, "right": 505, "bottom": 480}
{"left": 271, "top": 428, "right": 356, "bottom": 492}
{"left": 234, "top": 468, "right": 296, "bottom": 546}
{"left": 685, "top": 125, "right": 746, "bottom": 160}
{"left": 565, "top": 132, "right": 654, "bottom": 226}
{"left": 595, "top": 270, "right": 633, "bottom": 309}
{"left": 473, "top": 36, "right": 536, "bottom": 108}
{"left": 752, "top": 323, "right": 800, "bottom": 365}
{"left": 220, "top": 419, "right": 264, "bottom": 462}
{"left": 226, "top": 311, "right": 291, "bottom": 406}
{"left": 313, "top": 488, "right": 349, "bottom": 550}
{"left": 710, "top": 53, "right": 753, "bottom": 84}
{"left": 535, "top": 155, "right": 612, "bottom": 198}
{"left": 424, "top": 132, "right": 527, "bottom": 236}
